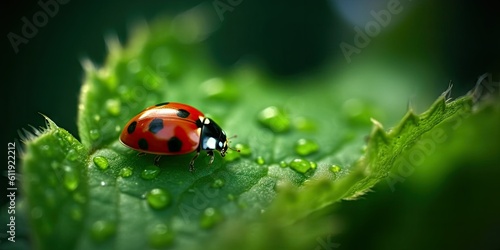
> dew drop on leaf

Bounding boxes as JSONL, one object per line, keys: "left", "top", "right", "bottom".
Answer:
{"left": 90, "top": 220, "right": 116, "bottom": 242}
{"left": 148, "top": 223, "right": 174, "bottom": 248}
{"left": 66, "top": 149, "right": 79, "bottom": 161}
{"left": 146, "top": 188, "right": 171, "bottom": 210}
{"left": 279, "top": 160, "right": 288, "bottom": 168}
{"left": 294, "top": 138, "right": 319, "bottom": 156}
{"left": 89, "top": 129, "right": 101, "bottom": 141}
{"left": 200, "top": 207, "right": 223, "bottom": 229}
{"left": 93, "top": 156, "right": 109, "bottom": 170}
{"left": 105, "top": 98, "right": 121, "bottom": 116}
{"left": 257, "top": 106, "right": 290, "bottom": 133}
{"left": 211, "top": 178, "right": 225, "bottom": 189}
{"left": 329, "top": 165, "right": 341, "bottom": 173}
{"left": 63, "top": 165, "right": 79, "bottom": 191}
{"left": 119, "top": 167, "right": 133, "bottom": 178}
{"left": 309, "top": 161, "right": 317, "bottom": 169}
{"left": 255, "top": 156, "right": 265, "bottom": 165}
{"left": 141, "top": 165, "right": 161, "bottom": 180}
{"left": 289, "top": 158, "right": 315, "bottom": 174}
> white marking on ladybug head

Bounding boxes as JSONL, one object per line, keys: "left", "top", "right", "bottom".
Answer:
{"left": 206, "top": 137, "right": 217, "bottom": 150}
{"left": 218, "top": 141, "right": 223, "bottom": 148}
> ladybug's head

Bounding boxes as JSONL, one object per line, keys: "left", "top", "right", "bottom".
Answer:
{"left": 200, "top": 118, "right": 229, "bottom": 156}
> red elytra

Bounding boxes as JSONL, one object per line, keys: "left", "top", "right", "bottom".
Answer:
{"left": 119, "top": 102, "right": 230, "bottom": 171}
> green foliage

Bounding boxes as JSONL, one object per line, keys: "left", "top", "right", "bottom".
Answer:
{"left": 16, "top": 17, "right": 499, "bottom": 250}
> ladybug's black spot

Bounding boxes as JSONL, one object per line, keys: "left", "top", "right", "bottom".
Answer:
{"left": 155, "top": 102, "right": 170, "bottom": 107}
{"left": 176, "top": 109, "right": 190, "bottom": 118}
{"left": 138, "top": 138, "right": 148, "bottom": 150}
{"left": 148, "top": 118, "right": 164, "bottom": 134}
{"left": 167, "top": 137, "right": 182, "bottom": 152}
{"left": 127, "top": 121, "right": 137, "bottom": 134}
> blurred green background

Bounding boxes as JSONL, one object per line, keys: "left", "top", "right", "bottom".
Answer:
{"left": 2, "top": 0, "right": 499, "bottom": 249}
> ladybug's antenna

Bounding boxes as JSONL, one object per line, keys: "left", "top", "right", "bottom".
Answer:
{"left": 227, "top": 135, "right": 240, "bottom": 152}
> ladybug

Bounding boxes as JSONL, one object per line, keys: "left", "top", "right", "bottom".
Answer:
{"left": 120, "top": 102, "right": 230, "bottom": 171}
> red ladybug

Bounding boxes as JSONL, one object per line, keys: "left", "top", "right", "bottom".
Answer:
{"left": 120, "top": 102, "right": 229, "bottom": 171}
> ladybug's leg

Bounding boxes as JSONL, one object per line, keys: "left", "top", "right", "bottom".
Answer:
{"left": 138, "top": 152, "right": 146, "bottom": 157}
{"left": 207, "top": 150, "right": 215, "bottom": 164}
{"left": 154, "top": 155, "right": 162, "bottom": 166}
{"left": 189, "top": 151, "right": 200, "bottom": 172}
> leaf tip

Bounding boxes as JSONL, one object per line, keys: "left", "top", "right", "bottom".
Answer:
{"left": 368, "top": 118, "right": 389, "bottom": 145}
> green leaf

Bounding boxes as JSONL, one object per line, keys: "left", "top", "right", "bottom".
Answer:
{"left": 21, "top": 117, "right": 87, "bottom": 250}
{"left": 19, "top": 15, "right": 499, "bottom": 250}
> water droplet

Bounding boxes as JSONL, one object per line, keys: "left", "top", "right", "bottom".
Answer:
{"left": 279, "top": 161, "right": 288, "bottom": 168}
{"left": 289, "top": 158, "right": 314, "bottom": 174}
{"left": 329, "top": 165, "right": 341, "bottom": 173}
{"left": 255, "top": 156, "right": 265, "bottom": 165}
{"left": 211, "top": 179, "right": 225, "bottom": 189}
{"left": 93, "top": 156, "right": 109, "bottom": 170}
{"left": 200, "top": 207, "right": 223, "bottom": 229}
{"left": 89, "top": 129, "right": 101, "bottom": 141}
{"left": 90, "top": 220, "right": 116, "bottom": 242}
{"left": 100, "top": 181, "right": 107, "bottom": 186}
{"left": 146, "top": 188, "right": 171, "bottom": 210}
{"left": 119, "top": 167, "right": 133, "bottom": 178}
{"left": 148, "top": 224, "right": 174, "bottom": 248}
{"left": 309, "top": 161, "right": 317, "bottom": 169}
{"left": 293, "top": 116, "right": 317, "bottom": 132}
{"left": 295, "top": 138, "right": 319, "bottom": 156}
{"left": 66, "top": 149, "right": 79, "bottom": 162}
{"left": 63, "top": 165, "right": 79, "bottom": 191}
{"left": 235, "top": 143, "right": 251, "bottom": 157}
{"left": 105, "top": 99, "right": 121, "bottom": 116}
{"left": 141, "top": 165, "right": 161, "bottom": 180}
{"left": 257, "top": 106, "right": 290, "bottom": 133}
